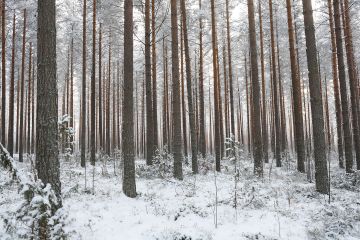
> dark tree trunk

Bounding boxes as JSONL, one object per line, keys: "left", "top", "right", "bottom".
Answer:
{"left": 7, "top": 13, "right": 16, "bottom": 156}
{"left": 122, "top": 0, "right": 137, "bottom": 197}
{"left": 145, "top": 0, "right": 154, "bottom": 165}
{"left": 19, "top": 9, "right": 27, "bottom": 162}
{"left": 180, "top": 0, "right": 198, "bottom": 174}
{"left": 81, "top": 0, "right": 87, "bottom": 168}
{"left": 301, "top": 0, "right": 329, "bottom": 193}
{"left": 36, "top": 0, "right": 61, "bottom": 201}
{"left": 170, "top": 0, "right": 183, "bottom": 180}
{"left": 333, "top": 0, "right": 353, "bottom": 172}
{"left": 286, "top": 0, "right": 305, "bottom": 172}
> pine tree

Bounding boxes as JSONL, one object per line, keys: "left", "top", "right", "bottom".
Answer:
{"left": 36, "top": 0, "right": 61, "bottom": 201}
{"left": 122, "top": 0, "right": 137, "bottom": 197}
{"left": 333, "top": 0, "right": 353, "bottom": 172}
{"left": 171, "top": 0, "right": 184, "bottom": 180}
{"left": 301, "top": 0, "right": 329, "bottom": 193}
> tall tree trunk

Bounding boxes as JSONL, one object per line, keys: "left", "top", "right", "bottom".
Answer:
{"left": 198, "top": 0, "right": 206, "bottom": 158}
{"left": 269, "top": 0, "right": 281, "bottom": 167}
{"left": 145, "top": 0, "right": 154, "bottom": 165}
{"left": 98, "top": 23, "right": 103, "bottom": 151}
{"left": 170, "top": 0, "right": 183, "bottom": 179}
{"left": 180, "top": 0, "right": 198, "bottom": 174}
{"left": 19, "top": 9, "right": 27, "bottom": 162}
{"left": 27, "top": 43, "right": 32, "bottom": 154}
{"left": 180, "top": 21, "right": 187, "bottom": 157}
{"left": 333, "top": 0, "right": 353, "bottom": 172}
{"left": 342, "top": 0, "right": 360, "bottom": 170}
{"left": 247, "top": 0, "right": 263, "bottom": 176}
{"left": 327, "top": 0, "right": 343, "bottom": 168}
{"left": 90, "top": 0, "right": 96, "bottom": 166}
{"left": 81, "top": 0, "right": 87, "bottom": 168}
{"left": 258, "top": 0, "right": 268, "bottom": 163}
{"left": 123, "top": 0, "right": 137, "bottom": 198}
{"left": 152, "top": 0, "right": 158, "bottom": 149}
{"left": 36, "top": 0, "right": 61, "bottom": 202}
{"left": 1, "top": 0, "right": 5, "bottom": 145}
{"left": 301, "top": 0, "right": 329, "bottom": 193}
{"left": 286, "top": 0, "right": 305, "bottom": 172}
{"left": 210, "top": 0, "right": 221, "bottom": 172}
{"left": 7, "top": 13, "right": 15, "bottom": 156}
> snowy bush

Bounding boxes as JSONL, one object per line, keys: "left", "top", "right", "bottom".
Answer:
{"left": 152, "top": 145, "right": 174, "bottom": 179}
{"left": 0, "top": 143, "right": 69, "bottom": 239}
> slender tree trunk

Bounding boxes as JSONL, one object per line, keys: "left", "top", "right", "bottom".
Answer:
{"left": 170, "top": 0, "right": 183, "bottom": 179}
{"left": 333, "top": 0, "right": 353, "bottom": 172}
{"left": 342, "top": 0, "right": 360, "bottom": 169}
{"left": 27, "top": 43, "right": 32, "bottom": 154}
{"left": 247, "top": 0, "right": 263, "bottom": 176}
{"left": 145, "top": 0, "right": 154, "bottom": 165}
{"left": 98, "top": 23, "right": 103, "bottom": 151}
{"left": 7, "top": 13, "right": 16, "bottom": 156}
{"left": 122, "top": 0, "right": 137, "bottom": 197}
{"left": 327, "top": 0, "right": 343, "bottom": 168}
{"left": 19, "top": 9, "right": 27, "bottom": 162}
{"left": 258, "top": 0, "right": 268, "bottom": 163}
{"left": 81, "top": 0, "right": 87, "bottom": 168}
{"left": 1, "top": 0, "right": 5, "bottom": 145}
{"left": 90, "top": 0, "right": 96, "bottom": 166}
{"left": 151, "top": 0, "right": 158, "bottom": 149}
{"left": 301, "top": 0, "right": 329, "bottom": 193}
{"left": 210, "top": 0, "right": 221, "bottom": 172}
{"left": 286, "top": 0, "right": 305, "bottom": 172}
{"left": 180, "top": 21, "right": 187, "bottom": 157}
{"left": 198, "top": 0, "right": 205, "bottom": 158}
{"left": 180, "top": 0, "right": 198, "bottom": 174}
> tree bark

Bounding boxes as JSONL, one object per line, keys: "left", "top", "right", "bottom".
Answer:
{"left": 122, "top": 0, "right": 137, "bottom": 197}
{"left": 170, "top": 0, "right": 183, "bottom": 179}
{"left": 301, "top": 0, "right": 329, "bottom": 193}
{"left": 36, "top": 0, "right": 61, "bottom": 201}
{"left": 333, "top": 0, "right": 353, "bottom": 172}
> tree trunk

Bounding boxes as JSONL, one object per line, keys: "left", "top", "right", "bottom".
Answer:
{"left": 180, "top": 0, "right": 198, "bottom": 174}
{"left": 19, "top": 9, "right": 27, "bottom": 162}
{"left": 247, "top": 0, "right": 263, "bottom": 176}
{"left": 301, "top": 0, "right": 329, "bottom": 193}
{"left": 327, "top": 0, "right": 343, "bottom": 168}
{"left": 170, "top": 0, "right": 183, "bottom": 179}
{"left": 268, "top": 0, "right": 281, "bottom": 167}
{"left": 258, "top": 0, "right": 268, "bottom": 163}
{"left": 122, "top": 0, "right": 137, "bottom": 197}
{"left": 1, "top": 0, "right": 5, "bottom": 145}
{"left": 286, "top": 0, "right": 305, "bottom": 172}
{"left": 333, "top": 0, "right": 353, "bottom": 172}
{"left": 7, "top": 12, "right": 15, "bottom": 156}
{"left": 36, "top": 0, "right": 61, "bottom": 202}
{"left": 151, "top": 0, "right": 158, "bottom": 149}
{"left": 342, "top": 0, "right": 360, "bottom": 170}
{"left": 81, "top": 0, "right": 87, "bottom": 168}
{"left": 90, "top": 0, "right": 96, "bottom": 166}
{"left": 145, "top": 0, "right": 154, "bottom": 165}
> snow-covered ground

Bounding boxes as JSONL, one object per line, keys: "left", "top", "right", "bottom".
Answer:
{"left": 1, "top": 154, "right": 360, "bottom": 240}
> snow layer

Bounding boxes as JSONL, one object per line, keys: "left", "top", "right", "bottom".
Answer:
{"left": 1, "top": 154, "right": 360, "bottom": 240}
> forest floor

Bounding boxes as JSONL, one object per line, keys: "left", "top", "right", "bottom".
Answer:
{"left": 1, "top": 153, "right": 360, "bottom": 240}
